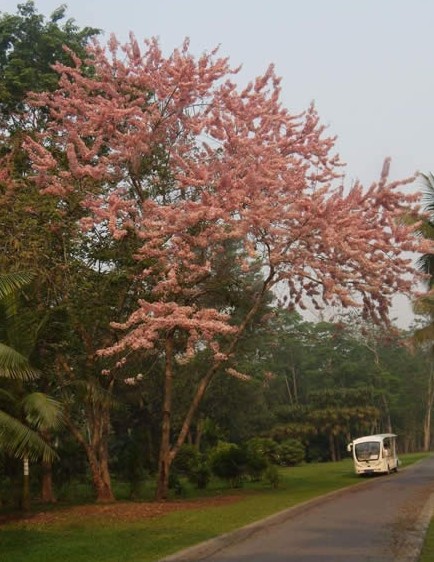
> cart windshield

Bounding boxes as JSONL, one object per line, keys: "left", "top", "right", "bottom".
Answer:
{"left": 354, "top": 441, "right": 380, "bottom": 461}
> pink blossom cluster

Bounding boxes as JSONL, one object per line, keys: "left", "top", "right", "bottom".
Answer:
{"left": 21, "top": 34, "right": 433, "bottom": 366}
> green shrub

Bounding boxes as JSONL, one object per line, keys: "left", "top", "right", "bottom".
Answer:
{"left": 246, "top": 437, "right": 280, "bottom": 464}
{"left": 189, "top": 462, "right": 211, "bottom": 489}
{"left": 172, "top": 445, "right": 211, "bottom": 489}
{"left": 264, "top": 464, "right": 280, "bottom": 488}
{"left": 172, "top": 444, "right": 201, "bottom": 476}
{"left": 245, "top": 446, "right": 268, "bottom": 481}
{"left": 209, "top": 443, "right": 248, "bottom": 487}
{"left": 277, "top": 438, "right": 305, "bottom": 466}
{"left": 168, "top": 472, "right": 185, "bottom": 496}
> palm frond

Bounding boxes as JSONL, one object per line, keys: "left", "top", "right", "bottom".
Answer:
{"left": 416, "top": 221, "right": 434, "bottom": 240}
{"left": 412, "top": 323, "right": 434, "bottom": 346}
{"left": 0, "top": 343, "right": 40, "bottom": 380}
{"left": 0, "top": 388, "right": 17, "bottom": 405}
{"left": 5, "top": 306, "right": 43, "bottom": 358}
{"left": 414, "top": 173, "right": 434, "bottom": 286}
{"left": 0, "top": 411, "right": 58, "bottom": 462}
{"left": 416, "top": 254, "right": 434, "bottom": 278}
{"left": 22, "top": 392, "right": 63, "bottom": 431}
{"left": 421, "top": 173, "right": 434, "bottom": 214}
{"left": 0, "top": 272, "right": 34, "bottom": 300}
{"left": 413, "top": 293, "right": 434, "bottom": 315}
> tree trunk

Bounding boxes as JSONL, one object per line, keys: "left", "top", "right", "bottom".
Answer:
{"left": 65, "top": 409, "right": 115, "bottom": 503}
{"left": 423, "top": 366, "right": 434, "bottom": 452}
{"left": 284, "top": 375, "right": 293, "bottom": 405}
{"left": 86, "top": 411, "right": 114, "bottom": 503}
{"left": 381, "top": 394, "right": 392, "bottom": 434}
{"left": 155, "top": 336, "right": 175, "bottom": 501}
{"left": 329, "top": 433, "right": 337, "bottom": 462}
{"left": 291, "top": 363, "right": 298, "bottom": 403}
{"left": 22, "top": 456, "right": 30, "bottom": 511}
{"left": 87, "top": 447, "right": 114, "bottom": 502}
{"left": 423, "top": 408, "right": 432, "bottom": 452}
{"left": 195, "top": 417, "right": 204, "bottom": 450}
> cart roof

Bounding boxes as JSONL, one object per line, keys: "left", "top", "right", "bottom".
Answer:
{"left": 352, "top": 433, "right": 397, "bottom": 445}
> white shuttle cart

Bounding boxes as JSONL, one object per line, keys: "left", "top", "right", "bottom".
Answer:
{"left": 347, "top": 433, "right": 399, "bottom": 475}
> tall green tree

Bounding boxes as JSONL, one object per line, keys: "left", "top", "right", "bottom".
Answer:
{"left": 0, "top": 3, "right": 122, "bottom": 503}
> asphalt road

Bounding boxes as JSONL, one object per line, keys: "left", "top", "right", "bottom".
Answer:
{"left": 160, "top": 455, "right": 434, "bottom": 562}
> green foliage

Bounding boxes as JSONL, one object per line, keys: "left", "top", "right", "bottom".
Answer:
{"left": 0, "top": 342, "right": 38, "bottom": 380}
{"left": 264, "top": 463, "right": 280, "bottom": 488}
{"left": 0, "top": 273, "right": 59, "bottom": 464}
{"left": 200, "top": 373, "right": 274, "bottom": 444}
{"left": 190, "top": 462, "right": 211, "bottom": 489}
{"left": 244, "top": 441, "right": 268, "bottom": 481}
{"left": 0, "top": 410, "right": 55, "bottom": 462}
{"left": 414, "top": 172, "right": 434, "bottom": 282}
{"left": 0, "top": 271, "right": 34, "bottom": 301}
{"left": 168, "top": 471, "right": 185, "bottom": 496}
{"left": 208, "top": 441, "right": 267, "bottom": 487}
{"left": 172, "top": 444, "right": 201, "bottom": 475}
{"left": 171, "top": 444, "right": 211, "bottom": 489}
{"left": 244, "top": 436, "right": 304, "bottom": 469}
{"left": 0, "top": 5, "right": 140, "bottom": 504}
{"left": 209, "top": 442, "right": 248, "bottom": 487}
{"left": 276, "top": 439, "right": 305, "bottom": 466}
{"left": 245, "top": 437, "right": 279, "bottom": 464}
{"left": 420, "top": 513, "right": 434, "bottom": 561}
{"left": 0, "top": 1, "right": 99, "bottom": 123}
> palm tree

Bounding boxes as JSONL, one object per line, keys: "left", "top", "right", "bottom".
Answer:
{"left": 0, "top": 272, "right": 62, "bottom": 508}
{"left": 411, "top": 173, "right": 434, "bottom": 451}
{"left": 412, "top": 173, "right": 434, "bottom": 345}
{"left": 416, "top": 173, "right": 434, "bottom": 278}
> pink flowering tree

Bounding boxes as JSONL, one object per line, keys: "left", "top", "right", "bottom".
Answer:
{"left": 24, "top": 34, "right": 432, "bottom": 499}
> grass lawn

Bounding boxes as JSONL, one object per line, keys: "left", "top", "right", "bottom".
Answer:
{"left": 419, "top": 495, "right": 434, "bottom": 562}
{"left": 420, "top": 526, "right": 434, "bottom": 562}
{"left": 0, "top": 453, "right": 429, "bottom": 562}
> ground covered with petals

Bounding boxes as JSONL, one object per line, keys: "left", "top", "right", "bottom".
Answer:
{"left": 0, "top": 495, "right": 241, "bottom": 526}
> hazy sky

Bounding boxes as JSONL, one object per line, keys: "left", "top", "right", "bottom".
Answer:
{"left": 2, "top": 0, "right": 433, "bottom": 327}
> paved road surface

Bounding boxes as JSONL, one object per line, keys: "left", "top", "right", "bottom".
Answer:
{"left": 161, "top": 456, "right": 434, "bottom": 562}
